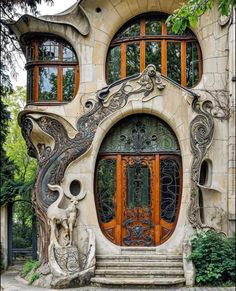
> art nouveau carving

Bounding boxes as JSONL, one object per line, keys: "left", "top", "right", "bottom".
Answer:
{"left": 47, "top": 184, "right": 86, "bottom": 247}
{"left": 188, "top": 97, "right": 229, "bottom": 230}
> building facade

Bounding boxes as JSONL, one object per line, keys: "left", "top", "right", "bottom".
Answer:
{"left": 4, "top": 0, "right": 235, "bottom": 288}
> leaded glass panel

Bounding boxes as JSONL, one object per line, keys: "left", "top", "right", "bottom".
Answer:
{"left": 100, "top": 115, "right": 178, "bottom": 153}
{"left": 127, "top": 161, "right": 150, "bottom": 208}
{"left": 160, "top": 158, "right": 180, "bottom": 223}
{"left": 97, "top": 159, "right": 116, "bottom": 223}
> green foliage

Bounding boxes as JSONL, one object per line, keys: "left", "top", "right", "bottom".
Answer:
{"left": 28, "top": 272, "right": 40, "bottom": 285}
{"left": 189, "top": 231, "right": 236, "bottom": 286}
{"left": 21, "top": 260, "right": 40, "bottom": 285}
{"left": 167, "top": 0, "right": 236, "bottom": 34}
{"left": 21, "top": 260, "right": 40, "bottom": 277}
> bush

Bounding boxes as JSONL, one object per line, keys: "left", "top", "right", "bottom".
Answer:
{"left": 190, "top": 231, "right": 236, "bottom": 286}
{"left": 21, "top": 260, "right": 40, "bottom": 278}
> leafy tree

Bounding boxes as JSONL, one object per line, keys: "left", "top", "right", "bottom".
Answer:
{"left": 167, "top": 0, "right": 236, "bottom": 34}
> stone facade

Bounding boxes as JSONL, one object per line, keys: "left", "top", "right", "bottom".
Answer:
{"left": 5, "top": 0, "right": 235, "bottom": 288}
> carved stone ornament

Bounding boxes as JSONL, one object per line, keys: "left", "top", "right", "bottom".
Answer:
{"left": 19, "top": 64, "right": 166, "bottom": 267}
{"left": 188, "top": 97, "right": 228, "bottom": 231}
{"left": 45, "top": 183, "right": 95, "bottom": 288}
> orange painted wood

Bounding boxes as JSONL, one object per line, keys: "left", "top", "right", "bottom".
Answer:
{"left": 181, "top": 41, "right": 187, "bottom": 86}
{"left": 57, "top": 66, "right": 63, "bottom": 102}
{"left": 116, "top": 154, "right": 122, "bottom": 244}
{"left": 161, "top": 40, "right": 167, "bottom": 76}
{"left": 121, "top": 43, "right": 126, "bottom": 79}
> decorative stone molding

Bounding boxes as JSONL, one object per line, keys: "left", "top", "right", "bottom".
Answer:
{"left": 19, "top": 64, "right": 166, "bottom": 264}
{"left": 188, "top": 97, "right": 229, "bottom": 230}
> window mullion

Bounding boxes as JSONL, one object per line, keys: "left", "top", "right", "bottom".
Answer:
{"left": 34, "top": 66, "right": 39, "bottom": 102}
{"left": 58, "top": 66, "right": 63, "bottom": 102}
{"left": 181, "top": 41, "right": 187, "bottom": 87}
{"left": 121, "top": 43, "right": 126, "bottom": 79}
{"left": 140, "top": 19, "right": 146, "bottom": 72}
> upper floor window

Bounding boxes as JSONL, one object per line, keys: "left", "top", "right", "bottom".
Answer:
{"left": 106, "top": 14, "right": 202, "bottom": 88}
{"left": 25, "top": 36, "right": 79, "bottom": 103}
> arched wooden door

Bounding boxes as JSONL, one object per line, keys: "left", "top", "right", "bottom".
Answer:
{"left": 95, "top": 114, "right": 182, "bottom": 246}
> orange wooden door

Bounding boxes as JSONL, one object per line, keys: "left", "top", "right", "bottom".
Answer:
{"left": 120, "top": 155, "right": 158, "bottom": 246}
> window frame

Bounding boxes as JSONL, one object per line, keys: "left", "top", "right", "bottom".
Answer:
{"left": 106, "top": 14, "right": 202, "bottom": 87}
{"left": 25, "top": 37, "right": 79, "bottom": 104}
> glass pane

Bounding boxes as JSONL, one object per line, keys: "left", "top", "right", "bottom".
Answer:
{"left": 39, "top": 67, "right": 57, "bottom": 101}
{"left": 63, "top": 44, "right": 76, "bottom": 62}
{"left": 160, "top": 158, "right": 180, "bottom": 223}
{"left": 145, "top": 19, "right": 162, "bottom": 35}
{"left": 167, "top": 42, "right": 181, "bottom": 84}
{"left": 27, "top": 69, "right": 34, "bottom": 102}
{"left": 107, "top": 46, "right": 121, "bottom": 83}
{"left": 26, "top": 44, "right": 34, "bottom": 61}
{"left": 145, "top": 42, "right": 161, "bottom": 72}
{"left": 38, "top": 39, "right": 59, "bottom": 61}
{"left": 127, "top": 162, "right": 150, "bottom": 208}
{"left": 100, "top": 114, "right": 178, "bottom": 153}
{"left": 186, "top": 42, "right": 199, "bottom": 87}
{"left": 97, "top": 159, "right": 116, "bottom": 223}
{"left": 63, "top": 67, "right": 75, "bottom": 102}
{"left": 126, "top": 43, "right": 140, "bottom": 76}
{"left": 116, "top": 22, "right": 140, "bottom": 40}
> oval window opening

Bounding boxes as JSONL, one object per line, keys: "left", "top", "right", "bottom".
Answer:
{"left": 70, "top": 180, "right": 81, "bottom": 196}
{"left": 95, "top": 114, "right": 182, "bottom": 246}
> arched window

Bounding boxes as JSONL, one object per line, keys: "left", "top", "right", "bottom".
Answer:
{"left": 106, "top": 13, "right": 202, "bottom": 88}
{"left": 25, "top": 35, "right": 79, "bottom": 103}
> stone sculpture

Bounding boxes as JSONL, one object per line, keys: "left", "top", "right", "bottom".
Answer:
{"left": 47, "top": 184, "right": 86, "bottom": 247}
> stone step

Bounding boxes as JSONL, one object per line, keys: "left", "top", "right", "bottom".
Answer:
{"left": 95, "top": 268, "right": 185, "bottom": 277}
{"left": 91, "top": 277, "right": 186, "bottom": 286}
{"left": 121, "top": 247, "right": 156, "bottom": 254}
{"left": 96, "top": 254, "right": 182, "bottom": 262}
{"left": 97, "top": 261, "right": 183, "bottom": 269}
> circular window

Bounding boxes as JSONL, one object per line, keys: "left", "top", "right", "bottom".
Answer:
{"left": 24, "top": 35, "right": 79, "bottom": 103}
{"left": 106, "top": 13, "right": 202, "bottom": 88}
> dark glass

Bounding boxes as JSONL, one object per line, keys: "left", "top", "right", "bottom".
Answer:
{"left": 116, "top": 22, "right": 140, "bottom": 40}
{"left": 63, "top": 44, "right": 76, "bottom": 62}
{"left": 107, "top": 46, "right": 121, "bottom": 83}
{"left": 127, "top": 162, "right": 150, "bottom": 208}
{"left": 167, "top": 42, "right": 181, "bottom": 84}
{"left": 145, "top": 19, "right": 162, "bottom": 35}
{"left": 38, "top": 39, "right": 59, "bottom": 61}
{"left": 97, "top": 159, "right": 116, "bottom": 223}
{"left": 27, "top": 69, "right": 34, "bottom": 102}
{"left": 146, "top": 42, "right": 161, "bottom": 72}
{"left": 186, "top": 41, "right": 199, "bottom": 87}
{"left": 126, "top": 43, "right": 140, "bottom": 76}
{"left": 160, "top": 158, "right": 180, "bottom": 223}
{"left": 39, "top": 67, "right": 57, "bottom": 101}
{"left": 26, "top": 43, "right": 34, "bottom": 62}
{"left": 199, "top": 160, "right": 208, "bottom": 185}
{"left": 100, "top": 114, "right": 178, "bottom": 153}
{"left": 63, "top": 67, "right": 75, "bottom": 101}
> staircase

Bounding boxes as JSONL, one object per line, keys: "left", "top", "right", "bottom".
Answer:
{"left": 91, "top": 248, "right": 185, "bottom": 287}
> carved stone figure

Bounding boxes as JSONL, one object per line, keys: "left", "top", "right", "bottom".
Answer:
{"left": 47, "top": 184, "right": 86, "bottom": 247}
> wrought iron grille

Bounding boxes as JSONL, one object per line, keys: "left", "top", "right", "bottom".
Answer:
{"left": 160, "top": 158, "right": 180, "bottom": 223}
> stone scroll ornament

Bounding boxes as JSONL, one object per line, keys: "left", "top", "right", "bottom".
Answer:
{"left": 188, "top": 96, "right": 228, "bottom": 230}
{"left": 19, "top": 64, "right": 166, "bottom": 264}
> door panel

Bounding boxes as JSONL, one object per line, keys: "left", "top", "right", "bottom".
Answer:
{"left": 121, "top": 156, "right": 155, "bottom": 246}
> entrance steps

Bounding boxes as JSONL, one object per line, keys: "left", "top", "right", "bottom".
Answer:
{"left": 91, "top": 252, "right": 186, "bottom": 287}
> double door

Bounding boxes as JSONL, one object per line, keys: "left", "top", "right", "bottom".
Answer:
{"left": 96, "top": 154, "right": 181, "bottom": 246}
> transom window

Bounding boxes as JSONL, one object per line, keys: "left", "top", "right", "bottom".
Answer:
{"left": 106, "top": 13, "right": 202, "bottom": 88}
{"left": 25, "top": 35, "right": 79, "bottom": 103}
